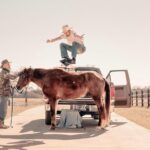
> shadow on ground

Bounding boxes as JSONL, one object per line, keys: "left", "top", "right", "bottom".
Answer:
{"left": 0, "top": 140, "right": 45, "bottom": 150}
{"left": 0, "top": 118, "right": 126, "bottom": 141}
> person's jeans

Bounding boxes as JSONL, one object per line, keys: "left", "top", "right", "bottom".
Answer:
{"left": 0, "top": 96, "right": 9, "bottom": 121}
{"left": 60, "top": 42, "right": 86, "bottom": 59}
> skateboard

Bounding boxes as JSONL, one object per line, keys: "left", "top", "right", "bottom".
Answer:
{"left": 60, "top": 60, "right": 70, "bottom": 66}
{"left": 59, "top": 61, "right": 75, "bottom": 72}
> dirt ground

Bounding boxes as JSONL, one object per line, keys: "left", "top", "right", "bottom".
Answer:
{"left": 115, "top": 107, "right": 150, "bottom": 129}
{"left": 6, "top": 98, "right": 44, "bottom": 119}
{"left": 6, "top": 98, "right": 69, "bottom": 119}
{"left": 6, "top": 98, "right": 150, "bottom": 130}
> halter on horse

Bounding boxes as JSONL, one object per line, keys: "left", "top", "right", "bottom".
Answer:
{"left": 16, "top": 68, "right": 110, "bottom": 130}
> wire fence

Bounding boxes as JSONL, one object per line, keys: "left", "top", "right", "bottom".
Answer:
{"left": 131, "top": 88, "right": 150, "bottom": 108}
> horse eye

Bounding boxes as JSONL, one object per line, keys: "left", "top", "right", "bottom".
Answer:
{"left": 21, "top": 74, "right": 26, "bottom": 79}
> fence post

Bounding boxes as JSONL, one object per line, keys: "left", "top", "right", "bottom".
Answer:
{"left": 136, "top": 91, "right": 138, "bottom": 106}
{"left": 131, "top": 92, "right": 133, "bottom": 106}
{"left": 148, "top": 89, "right": 150, "bottom": 108}
{"left": 141, "top": 90, "right": 144, "bottom": 107}
{"left": 25, "top": 87, "right": 28, "bottom": 106}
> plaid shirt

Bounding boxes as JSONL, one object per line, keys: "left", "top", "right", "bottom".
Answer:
{"left": 0, "top": 69, "right": 16, "bottom": 96}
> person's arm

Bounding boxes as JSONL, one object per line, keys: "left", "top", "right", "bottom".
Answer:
{"left": 47, "top": 34, "right": 64, "bottom": 43}
{"left": 4, "top": 73, "right": 18, "bottom": 80}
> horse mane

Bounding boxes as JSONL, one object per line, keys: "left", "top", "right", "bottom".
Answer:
{"left": 48, "top": 68, "right": 78, "bottom": 76}
{"left": 32, "top": 68, "right": 103, "bottom": 83}
{"left": 32, "top": 68, "right": 74, "bottom": 79}
{"left": 20, "top": 67, "right": 103, "bottom": 85}
{"left": 33, "top": 68, "right": 48, "bottom": 79}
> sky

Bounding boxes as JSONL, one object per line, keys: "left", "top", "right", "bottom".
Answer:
{"left": 0, "top": 0, "right": 149, "bottom": 87}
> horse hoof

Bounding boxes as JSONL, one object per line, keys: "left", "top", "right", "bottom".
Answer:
{"left": 50, "top": 126, "right": 55, "bottom": 130}
{"left": 98, "top": 121, "right": 101, "bottom": 126}
{"left": 100, "top": 122, "right": 106, "bottom": 129}
{"left": 101, "top": 126, "right": 106, "bottom": 130}
{"left": 96, "top": 126, "right": 102, "bottom": 130}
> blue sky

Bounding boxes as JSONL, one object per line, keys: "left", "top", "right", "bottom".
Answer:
{"left": 0, "top": 0, "right": 149, "bottom": 87}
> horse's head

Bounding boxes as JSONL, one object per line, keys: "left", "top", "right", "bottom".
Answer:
{"left": 16, "top": 68, "right": 33, "bottom": 90}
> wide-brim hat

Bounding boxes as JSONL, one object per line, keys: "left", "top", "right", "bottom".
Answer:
{"left": 0, "top": 59, "right": 11, "bottom": 68}
{"left": 61, "top": 25, "right": 72, "bottom": 33}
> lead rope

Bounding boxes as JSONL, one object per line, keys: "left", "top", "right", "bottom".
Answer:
{"left": 10, "top": 86, "right": 15, "bottom": 128}
{"left": 10, "top": 86, "right": 23, "bottom": 128}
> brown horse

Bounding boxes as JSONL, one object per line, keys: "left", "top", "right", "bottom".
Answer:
{"left": 16, "top": 68, "right": 110, "bottom": 129}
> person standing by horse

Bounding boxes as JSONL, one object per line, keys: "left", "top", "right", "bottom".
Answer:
{"left": 0, "top": 59, "right": 17, "bottom": 129}
{"left": 47, "top": 25, "right": 86, "bottom": 66}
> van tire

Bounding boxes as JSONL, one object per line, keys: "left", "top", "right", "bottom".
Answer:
{"left": 93, "top": 115, "right": 99, "bottom": 120}
{"left": 45, "top": 111, "right": 51, "bottom": 125}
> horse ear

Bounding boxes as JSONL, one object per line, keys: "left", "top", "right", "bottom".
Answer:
{"left": 28, "top": 67, "right": 33, "bottom": 76}
{"left": 24, "top": 68, "right": 27, "bottom": 72}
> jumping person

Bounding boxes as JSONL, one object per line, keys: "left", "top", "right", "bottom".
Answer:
{"left": 0, "top": 59, "right": 17, "bottom": 129}
{"left": 47, "top": 25, "right": 86, "bottom": 66}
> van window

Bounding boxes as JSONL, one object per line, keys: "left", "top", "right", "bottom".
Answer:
{"left": 110, "top": 72, "right": 127, "bottom": 86}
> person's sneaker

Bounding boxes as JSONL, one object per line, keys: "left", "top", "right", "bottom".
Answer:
{"left": 70, "top": 58, "right": 76, "bottom": 64}
{"left": 0, "top": 122, "right": 9, "bottom": 129}
{"left": 60, "top": 59, "right": 70, "bottom": 66}
{"left": 60, "top": 57, "right": 71, "bottom": 63}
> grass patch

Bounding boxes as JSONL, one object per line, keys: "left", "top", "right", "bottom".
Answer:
{"left": 115, "top": 107, "right": 150, "bottom": 129}
{"left": 6, "top": 98, "right": 44, "bottom": 119}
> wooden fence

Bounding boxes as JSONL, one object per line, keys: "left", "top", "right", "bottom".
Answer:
{"left": 131, "top": 88, "right": 150, "bottom": 108}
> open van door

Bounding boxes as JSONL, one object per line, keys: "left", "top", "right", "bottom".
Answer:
{"left": 106, "top": 70, "right": 132, "bottom": 107}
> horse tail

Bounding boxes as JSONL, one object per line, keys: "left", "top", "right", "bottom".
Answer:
{"left": 104, "top": 79, "right": 110, "bottom": 117}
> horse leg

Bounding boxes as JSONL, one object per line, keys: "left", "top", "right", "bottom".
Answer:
{"left": 94, "top": 98, "right": 106, "bottom": 128}
{"left": 49, "top": 99, "right": 57, "bottom": 130}
{"left": 94, "top": 99, "right": 102, "bottom": 126}
{"left": 100, "top": 104, "right": 107, "bottom": 128}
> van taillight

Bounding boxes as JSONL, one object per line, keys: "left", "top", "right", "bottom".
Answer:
{"left": 111, "top": 86, "right": 115, "bottom": 98}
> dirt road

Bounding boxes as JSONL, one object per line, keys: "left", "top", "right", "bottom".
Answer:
{"left": 0, "top": 106, "right": 150, "bottom": 150}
